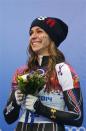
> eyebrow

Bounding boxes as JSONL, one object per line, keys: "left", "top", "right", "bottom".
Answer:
{"left": 31, "top": 27, "right": 43, "bottom": 31}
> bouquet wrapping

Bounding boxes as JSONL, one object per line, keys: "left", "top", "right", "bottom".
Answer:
{"left": 17, "top": 69, "right": 46, "bottom": 95}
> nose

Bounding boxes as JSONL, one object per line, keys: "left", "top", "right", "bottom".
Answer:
{"left": 30, "top": 31, "right": 38, "bottom": 39}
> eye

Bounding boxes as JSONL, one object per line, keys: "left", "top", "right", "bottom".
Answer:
{"left": 37, "top": 30, "right": 42, "bottom": 33}
{"left": 29, "top": 30, "right": 33, "bottom": 36}
{"left": 36, "top": 28, "right": 44, "bottom": 34}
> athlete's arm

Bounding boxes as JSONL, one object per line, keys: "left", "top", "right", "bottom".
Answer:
{"left": 3, "top": 90, "right": 21, "bottom": 124}
{"left": 34, "top": 63, "right": 83, "bottom": 126}
{"left": 3, "top": 69, "right": 21, "bottom": 124}
{"left": 34, "top": 87, "right": 83, "bottom": 126}
{"left": 3, "top": 66, "right": 28, "bottom": 124}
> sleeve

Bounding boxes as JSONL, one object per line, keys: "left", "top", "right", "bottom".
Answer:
{"left": 3, "top": 90, "right": 21, "bottom": 124}
{"left": 34, "top": 63, "right": 83, "bottom": 127}
{"left": 3, "top": 69, "right": 21, "bottom": 124}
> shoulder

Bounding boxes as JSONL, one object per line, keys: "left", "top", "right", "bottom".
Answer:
{"left": 15, "top": 65, "right": 28, "bottom": 75}
{"left": 55, "top": 62, "right": 78, "bottom": 77}
{"left": 55, "top": 62, "right": 69, "bottom": 75}
{"left": 55, "top": 62, "right": 79, "bottom": 91}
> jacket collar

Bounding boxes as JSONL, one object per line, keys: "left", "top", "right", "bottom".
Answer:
{"left": 37, "top": 56, "right": 49, "bottom": 67}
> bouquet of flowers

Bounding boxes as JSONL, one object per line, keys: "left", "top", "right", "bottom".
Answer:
{"left": 17, "top": 69, "right": 46, "bottom": 95}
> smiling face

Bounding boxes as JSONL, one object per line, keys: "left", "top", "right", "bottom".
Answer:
{"left": 29, "top": 26, "right": 52, "bottom": 56}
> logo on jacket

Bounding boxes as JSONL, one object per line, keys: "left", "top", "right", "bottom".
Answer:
{"left": 58, "top": 65, "right": 64, "bottom": 75}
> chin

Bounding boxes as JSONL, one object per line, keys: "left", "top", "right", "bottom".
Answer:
{"left": 32, "top": 48, "right": 41, "bottom": 53}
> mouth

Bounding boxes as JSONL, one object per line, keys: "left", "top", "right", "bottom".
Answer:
{"left": 31, "top": 41, "right": 41, "bottom": 46}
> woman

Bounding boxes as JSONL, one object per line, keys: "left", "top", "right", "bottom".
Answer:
{"left": 3, "top": 16, "right": 83, "bottom": 131}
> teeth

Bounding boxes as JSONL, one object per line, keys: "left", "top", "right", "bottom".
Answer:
{"left": 33, "top": 41, "right": 39, "bottom": 43}
{"left": 32, "top": 42, "right": 40, "bottom": 45}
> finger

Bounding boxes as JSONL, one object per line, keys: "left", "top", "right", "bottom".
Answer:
{"left": 17, "top": 96, "right": 24, "bottom": 101}
{"left": 17, "top": 94, "right": 25, "bottom": 100}
{"left": 26, "top": 95, "right": 34, "bottom": 99}
{"left": 25, "top": 100, "right": 33, "bottom": 105}
{"left": 16, "top": 90, "right": 23, "bottom": 94}
{"left": 16, "top": 89, "right": 25, "bottom": 95}
{"left": 17, "top": 94, "right": 24, "bottom": 97}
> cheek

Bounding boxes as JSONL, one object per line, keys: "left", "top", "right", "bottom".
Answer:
{"left": 42, "top": 36, "right": 50, "bottom": 46}
{"left": 41, "top": 35, "right": 47, "bottom": 39}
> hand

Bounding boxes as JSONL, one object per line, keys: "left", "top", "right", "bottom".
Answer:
{"left": 24, "top": 95, "right": 38, "bottom": 112}
{"left": 15, "top": 89, "right": 25, "bottom": 105}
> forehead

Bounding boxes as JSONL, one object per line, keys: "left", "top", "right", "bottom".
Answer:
{"left": 30, "top": 26, "right": 50, "bottom": 39}
{"left": 30, "top": 26, "right": 44, "bottom": 31}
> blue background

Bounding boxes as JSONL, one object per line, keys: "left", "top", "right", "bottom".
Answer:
{"left": 0, "top": 0, "right": 86, "bottom": 130}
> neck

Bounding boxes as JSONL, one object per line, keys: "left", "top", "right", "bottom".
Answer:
{"left": 37, "top": 55, "right": 49, "bottom": 66}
